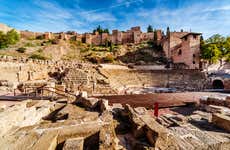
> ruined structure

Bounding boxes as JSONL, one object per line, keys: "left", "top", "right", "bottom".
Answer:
{"left": 0, "top": 92, "right": 229, "bottom": 150}
{"left": 0, "top": 24, "right": 229, "bottom": 150}
{"left": 162, "top": 32, "right": 202, "bottom": 69}
{"left": 20, "top": 26, "right": 162, "bottom": 46}
{"left": 19, "top": 26, "right": 202, "bottom": 69}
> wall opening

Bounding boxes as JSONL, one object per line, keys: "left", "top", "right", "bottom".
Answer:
{"left": 178, "top": 49, "right": 182, "bottom": 55}
{"left": 212, "top": 80, "right": 224, "bottom": 89}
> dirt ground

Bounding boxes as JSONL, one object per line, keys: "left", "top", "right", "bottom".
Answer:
{"left": 0, "top": 92, "right": 227, "bottom": 109}
{"left": 96, "top": 92, "right": 225, "bottom": 108}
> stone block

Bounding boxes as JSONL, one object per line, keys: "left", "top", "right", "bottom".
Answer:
{"left": 63, "top": 137, "right": 84, "bottom": 150}
{"left": 77, "top": 97, "right": 99, "bottom": 109}
{"left": 31, "top": 131, "right": 58, "bottom": 150}
{"left": 212, "top": 113, "right": 230, "bottom": 132}
{"left": 99, "top": 99, "right": 110, "bottom": 112}
{"left": 205, "top": 105, "right": 230, "bottom": 115}
{"left": 0, "top": 100, "right": 56, "bottom": 136}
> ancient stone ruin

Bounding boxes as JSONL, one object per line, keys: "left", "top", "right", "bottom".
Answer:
{"left": 0, "top": 24, "right": 230, "bottom": 150}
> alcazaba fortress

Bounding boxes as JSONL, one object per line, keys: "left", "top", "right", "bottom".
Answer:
{"left": 19, "top": 26, "right": 202, "bottom": 69}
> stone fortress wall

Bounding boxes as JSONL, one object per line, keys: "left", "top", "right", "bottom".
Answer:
{"left": 20, "top": 26, "right": 162, "bottom": 46}
{"left": 19, "top": 26, "right": 202, "bottom": 69}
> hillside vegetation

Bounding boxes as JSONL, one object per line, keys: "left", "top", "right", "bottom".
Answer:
{"left": 0, "top": 34, "right": 166, "bottom": 64}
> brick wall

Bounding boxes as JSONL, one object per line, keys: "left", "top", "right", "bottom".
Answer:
{"left": 20, "top": 31, "right": 43, "bottom": 39}
{"left": 171, "top": 34, "right": 201, "bottom": 69}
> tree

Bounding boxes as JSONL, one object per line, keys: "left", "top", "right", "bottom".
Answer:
{"left": 224, "top": 37, "right": 230, "bottom": 62}
{"left": 223, "top": 37, "right": 230, "bottom": 54}
{"left": 97, "top": 25, "right": 103, "bottom": 34}
{"left": 0, "top": 29, "right": 19, "bottom": 49}
{"left": 201, "top": 43, "right": 221, "bottom": 63}
{"left": 6, "top": 29, "right": 20, "bottom": 45}
{"left": 153, "top": 29, "right": 158, "bottom": 43}
{"left": 103, "top": 29, "right": 109, "bottom": 34}
{"left": 93, "top": 26, "right": 109, "bottom": 34}
{"left": 0, "top": 31, "right": 8, "bottom": 49}
{"left": 200, "top": 35, "right": 205, "bottom": 48}
{"left": 109, "top": 43, "right": 113, "bottom": 52}
{"left": 206, "top": 34, "right": 225, "bottom": 44}
{"left": 147, "top": 25, "right": 153, "bottom": 33}
{"left": 166, "top": 26, "right": 170, "bottom": 37}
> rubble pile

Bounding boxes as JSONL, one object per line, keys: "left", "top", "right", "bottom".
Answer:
{"left": 0, "top": 95, "right": 229, "bottom": 150}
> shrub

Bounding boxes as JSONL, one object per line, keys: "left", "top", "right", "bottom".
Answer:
{"left": 37, "top": 48, "right": 43, "bottom": 53}
{"left": 103, "top": 54, "right": 114, "bottom": 63}
{"left": 29, "top": 53, "right": 47, "bottom": 60}
{"left": 24, "top": 42, "right": 35, "bottom": 47}
{"left": 5, "top": 29, "right": 20, "bottom": 45}
{"left": 36, "top": 35, "right": 44, "bottom": 40}
{"left": 16, "top": 47, "right": 26, "bottom": 53}
{"left": 85, "top": 54, "right": 101, "bottom": 64}
{"left": 0, "top": 29, "right": 20, "bottom": 49}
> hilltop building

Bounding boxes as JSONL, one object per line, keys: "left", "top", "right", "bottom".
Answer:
{"left": 19, "top": 26, "right": 201, "bottom": 69}
{"left": 162, "top": 32, "right": 202, "bottom": 69}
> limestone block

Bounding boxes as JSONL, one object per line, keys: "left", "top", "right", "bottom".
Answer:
{"left": 205, "top": 105, "right": 230, "bottom": 115}
{"left": 77, "top": 97, "right": 99, "bottom": 109}
{"left": 31, "top": 131, "right": 58, "bottom": 150}
{"left": 0, "top": 100, "right": 55, "bottom": 136}
{"left": 99, "top": 99, "right": 110, "bottom": 112}
{"left": 124, "top": 104, "right": 181, "bottom": 149}
{"left": 54, "top": 104, "right": 99, "bottom": 121}
{"left": 212, "top": 113, "right": 230, "bottom": 132}
{"left": 0, "top": 131, "right": 40, "bottom": 150}
{"left": 99, "top": 124, "right": 117, "bottom": 150}
{"left": 124, "top": 104, "right": 146, "bottom": 138}
{"left": 63, "top": 137, "right": 84, "bottom": 150}
{"left": 80, "top": 91, "right": 88, "bottom": 98}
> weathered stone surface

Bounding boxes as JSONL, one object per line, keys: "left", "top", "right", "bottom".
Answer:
{"left": 212, "top": 113, "right": 230, "bottom": 132}
{"left": 54, "top": 104, "right": 99, "bottom": 121}
{"left": 0, "top": 92, "right": 230, "bottom": 150}
{"left": 200, "top": 95, "right": 229, "bottom": 108}
{"left": 63, "top": 137, "right": 84, "bottom": 150}
{"left": 124, "top": 105, "right": 146, "bottom": 138}
{"left": 0, "top": 100, "right": 56, "bottom": 136}
{"left": 0, "top": 130, "right": 40, "bottom": 150}
{"left": 98, "top": 99, "right": 110, "bottom": 112}
{"left": 31, "top": 131, "right": 58, "bottom": 150}
{"left": 99, "top": 123, "right": 117, "bottom": 150}
{"left": 205, "top": 105, "right": 230, "bottom": 115}
{"left": 77, "top": 97, "right": 99, "bottom": 109}
{"left": 124, "top": 104, "right": 180, "bottom": 150}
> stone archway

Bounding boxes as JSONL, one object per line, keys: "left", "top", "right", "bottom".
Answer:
{"left": 212, "top": 79, "right": 224, "bottom": 89}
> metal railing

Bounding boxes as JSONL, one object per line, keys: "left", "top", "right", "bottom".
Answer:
{"left": 16, "top": 85, "right": 76, "bottom": 102}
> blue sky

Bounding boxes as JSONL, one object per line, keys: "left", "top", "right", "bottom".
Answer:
{"left": 0, "top": 0, "right": 230, "bottom": 38}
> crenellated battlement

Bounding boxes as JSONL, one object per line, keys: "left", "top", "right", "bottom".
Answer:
{"left": 19, "top": 26, "right": 163, "bottom": 46}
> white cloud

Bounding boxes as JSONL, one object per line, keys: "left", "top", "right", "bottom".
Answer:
{"left": 80, "top": 12, "right": 117, "bottom": 22}
{"left": 119, "top": 2, "right": 230, "bottom": 38}
{"left": 1, "top": 0, "right": 229, "bottom": 37}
